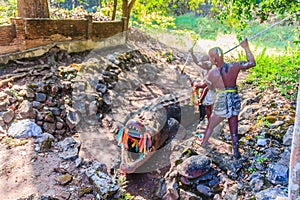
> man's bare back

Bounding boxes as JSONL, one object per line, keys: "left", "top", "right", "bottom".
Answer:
{"left": 197, "top": 39, "right": 256, "bottom": 159}
{"left": 206, "top": 67, "right": 224, "bottom": 90}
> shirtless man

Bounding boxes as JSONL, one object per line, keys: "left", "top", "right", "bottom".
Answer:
{"left": 198, "top": 39, "right": 256, "bottom": 159}
{"left": 189, "top": 47, "right": 214, "bottom": 120}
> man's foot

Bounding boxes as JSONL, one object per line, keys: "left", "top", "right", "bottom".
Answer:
{"left": 234, "top": 152, "right": 241, "bottom": 159}
{"left": 233, "top": 145, "right": 241, "bottom": 159}
{"left": 201, "top": 140, "right": 211, "bottom": 146}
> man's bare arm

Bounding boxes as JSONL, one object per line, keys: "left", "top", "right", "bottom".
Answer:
{"left": 189, "top": 48, "right": 212, "bottom": 70}
{"left": 190, "top": 48, "right": 198, "bottom": 64}
{"left": 239, "top": 39, "right": 256, "bottom": 70}
{"left": 193, "top": 81, "right": 207, "bottom": 89}
{"left": 205, "top": 70, "right": 216, "bottom": 90}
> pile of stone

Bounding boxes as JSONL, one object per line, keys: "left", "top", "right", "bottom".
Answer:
{"left": 154, "top": 86, "right": 295, "bottom": 199}
{"left": 0, "top": 48, "right": 153, "bottom": 199}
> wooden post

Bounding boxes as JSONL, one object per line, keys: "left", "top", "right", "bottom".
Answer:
{"left": 85, "top": 15, "right": 93, "bottom": 40}
{"left": 288, "top": 78, "right": 300, "bottom": 199}
{"left": 122, "top": 17, "right": 128, "bottom": 41}
{"left": 11, "top": 17, "right": 26, "bottom": 51}
{"left": 122, "top": 17, "right": 128, "bottom": 32}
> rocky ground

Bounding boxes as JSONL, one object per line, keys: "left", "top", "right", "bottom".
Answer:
{"left": 0, "top": 28, "right": 296, "bottom": 200}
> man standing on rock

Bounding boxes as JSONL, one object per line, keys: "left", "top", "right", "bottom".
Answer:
{"left": 197, "top": 39, "right": 256, "bottom": 159}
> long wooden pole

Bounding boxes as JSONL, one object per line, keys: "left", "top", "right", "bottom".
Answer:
{"left": 288, "top": 77, "right": 300, "bottom": 199}
{"left": 224, "top": 12, "right": 298, "bottom": 54}
{"left": 181, "top": 28, "right": 203, "bottom": 74}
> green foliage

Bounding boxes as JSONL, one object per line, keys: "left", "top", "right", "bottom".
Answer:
{"left": 174, "top": 13, "right": 235, "bottom": 40}
{"left": 172, "top": 13, "right": 295, "bottom": 49}
{"left": 0, "top": 0, "right": 17, "bottom": 24}
{"left": 247, "top": 166, "right": 257, "bottom": 174}
{"left": 209, "top": 0, "right": 299, "bottom": 30}
{"left": 117, "top": 174, "right": 134, "bottom": 200}
{"left": 131, "top": 0, "right": 176, "bottom": 29}
{"left": 256, "top": 116, "right": 271, "bottom": 127}
{"left": 257, "top": 156, "right": 268, "bottom": 164}
{"left": 5, "top": 138, "right": 28, "bottom": 148}
{"left": 253, "top": 151, "right": 269, "bottom": 164}
{"left": 131, "top": 0, "right": 299, "bottom": 34}
{"left": 244, "top": 47, "right": 300, "bottom": 100}
{"left": 248, "top": 150, "right": 269, "bottom": 174}
{"left": 9, "top": 89, "right": 19, "bottom": 98}
{"left": 132, "top": 4, "right": 176, "bottom": 29}
{"left": 187, "top": 0, "right": 205, "bottom": 12}
{"left": 119, "top": 192, "right": 134, "bottom": 200}
{"left": 241, "top": 21, "right": 295, "bottom": 48}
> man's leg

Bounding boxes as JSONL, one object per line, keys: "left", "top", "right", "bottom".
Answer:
{"left": 228, "top": 116, "right": 241, "bottom": 158}
{"left": 201, "top": 113, "right": 224, "bottom": 146}
{"left": 205, "top": 105, "right": 212, "bottom": 120}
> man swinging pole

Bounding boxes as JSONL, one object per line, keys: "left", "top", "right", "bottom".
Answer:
{"left": 183, "top": 13, "right": 295, "bottom": 158}
{"left": 196, "top": 39, "right": 256, "bottom": 159}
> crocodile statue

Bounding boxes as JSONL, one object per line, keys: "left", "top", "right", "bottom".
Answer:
{"left": 118, "top": 92, "right": 182, "bottom": 173}
{"left": 117, "top": 88, "right": 204, "bottom": 173}
{"left": 115, "top": 62, "right": 216, "bottom": 173}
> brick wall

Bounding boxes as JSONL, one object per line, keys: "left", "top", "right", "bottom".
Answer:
{"left": 92, "top": 21, "right": 123, "bottom": 40}
{"left": 0, "top": 24, "right": 16, "bottom": 46}
{"left": 25, "top": 19, "right": 87, "bottom": 40}
{"left": 0, "top": 17, "right": 125, "bottom": 54}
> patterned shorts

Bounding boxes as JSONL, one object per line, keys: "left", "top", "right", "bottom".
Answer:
{"left": 213, "top": 91, "right": 241, "bottom": 118}
{"left": 203, "top": 90, "right": 216, "bottom": 106}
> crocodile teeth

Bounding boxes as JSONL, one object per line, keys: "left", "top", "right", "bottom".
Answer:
{"left": 127, "top": 125, "right": 143, "bottom": 133}
{"left": 128, "top": 125, "right": 136, "bottom": 130}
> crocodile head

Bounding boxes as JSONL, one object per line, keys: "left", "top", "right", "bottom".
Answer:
{"left": 118, "top": 118, "right": 157, "bottom": 173}
{"left": 126, "top": 119, "right": 146, "bottom": 137}
{"left": 118, "top": 95, "right": 183, "bottom": 174}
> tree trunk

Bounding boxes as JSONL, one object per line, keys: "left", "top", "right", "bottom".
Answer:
{"left": 122, "top": 0, "right": 137, "bottom": 30}
{"left": 17, "top": 0, "right": 50, "bottom": 18}
{"left": 112, "top": 0, "right": 117, "bottom": 20}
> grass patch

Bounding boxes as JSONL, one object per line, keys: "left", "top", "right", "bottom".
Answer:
{"left": 241, "top": 22, "right": 295, "bottom": 50}
{"left": 174, "top": 13, "right": 234, "bottom": 40}
{"left": 243, "top": 47, "right": 299, "bottom": 100}
{"left": 173, "top": 13, "right": 295, "bottom": 50}
{"left": 5, "top": 138, "right": 29, "bottom": 149}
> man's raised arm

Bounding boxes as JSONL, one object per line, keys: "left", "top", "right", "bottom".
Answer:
{"left": 239, "top": 39, "right": 256, "bottom": 70}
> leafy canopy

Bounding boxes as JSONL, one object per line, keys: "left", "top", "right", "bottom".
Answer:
{"left": 210, "top": 0, "right": 299, "bottom": 29}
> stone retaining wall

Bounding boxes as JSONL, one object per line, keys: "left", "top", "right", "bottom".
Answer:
{"left": 0, "top": 16, "right": 126, "bottom": 56}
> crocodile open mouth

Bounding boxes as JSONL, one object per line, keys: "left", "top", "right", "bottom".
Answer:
{"left": 118, "top": 93, "right": 186, "bottom": 173}
{"left": 118, "top": 119, "right": 157, "bottom": 173}
{"left": 118, "top": 119, "right": 154, "bottom": 153}
{"left": 126, "top": 119, "right": 146, "bottom": 135}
